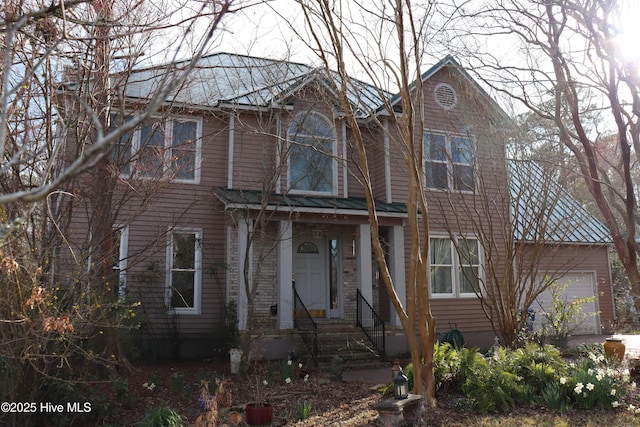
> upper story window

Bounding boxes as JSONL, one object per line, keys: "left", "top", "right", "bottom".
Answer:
{"left": 287, "top": 112, "right": 336, "bottom": 194}
{"left": 424, "top": 131, "right": 475, "bottom": 192}
{"left": 166, "top": 228, "right": 202, "bottom": 314}
{"left": 112, "top": 116, "right": 201, "bottom": 183}
{"left": 430, "top": 236, "right": 481, "bottom": 298}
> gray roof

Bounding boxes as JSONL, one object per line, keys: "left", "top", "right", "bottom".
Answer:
{"left": 123, "top": 53, "right": 391, "bottom": 117}
{"left": 508, "top": 160, "right": 611, "bottom": 244}
{"left": 214, "top": 188, "right": 408, "bottom": 216}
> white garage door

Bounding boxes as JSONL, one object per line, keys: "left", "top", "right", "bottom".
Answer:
{"left": 532, "top": 272, "right": 600, "bottom": 335}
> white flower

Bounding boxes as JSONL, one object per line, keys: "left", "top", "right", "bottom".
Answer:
{"left": 560, "top": 377, "right": 567, "bottom": 385}
{"left": 611, "top": 389, "right": 617, "bottom": 396}
{"left": 612, "top": 401, "right": 619, "bottom": 408}
{"left": 574, "top": 383, "right": 584, "bottom": 394}
{"left": 588, "top": 368, "right": 594, "bottom": 376}
{"left": 287, "top": 360, "right": 292, "bottom": 366}
{"left": 628, "top": 404, "right": 635, "bottom": 412}
{"left": 263, "top": 379, "right": 268, "bottom": 386}
{"left": 298, "top": 363, "right": 303, "bottom": 369}
{"left": 596, "top": 372, "right": 604, "bottom": 381}
{"left": 285, "top": 377, "right": 291, "bottom": 384}
{"left": 304, "top": 374, "right": 309, "bottom": 382}
{"left": 586, "top": 383, "right": 595, "bottom": 391}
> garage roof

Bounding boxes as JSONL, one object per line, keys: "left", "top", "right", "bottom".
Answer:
{"left": 508, "top": 160, "right": 611, "bottom": 244}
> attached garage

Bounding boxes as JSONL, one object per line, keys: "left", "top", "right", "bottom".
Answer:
{"left": 532, "top": 272, "right": 600, "bottom": 336}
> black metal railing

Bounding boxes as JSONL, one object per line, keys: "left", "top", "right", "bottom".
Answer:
{"left": 293, "top": 283, "right": 318, "bottom": 366}
{"left": 356, "top": 288, "right": 386, "bottom": 356}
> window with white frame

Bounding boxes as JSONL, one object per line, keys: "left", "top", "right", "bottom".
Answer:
{"left": 112, "top": 116, "right": 201, "bottom": 183}
{"left": 167, "top": 229, "right": 202, "bottom": 313}
{"left": 287, "top": 112, "right": 336, "bottom": 193}
{"left": 424, "top": 132, "right": 475, "bottom": 191}
{"left": 430, "top": 236, "right": 481, "bottom": 297}
{"left": 112, "top": 225, "right": 129, "bottom": 301}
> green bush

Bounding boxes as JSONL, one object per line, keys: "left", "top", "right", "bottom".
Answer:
{"left": 491, "top": 343, "right": 567, "bottom": 402}
{"left": 433, "top": 342, "right": 461, "bottom": 391}
{"left": 137, "top": 407, "right": 186, "bottom": 427}
{"left": 462, "top": 355, "right": 525, "bottom": 413}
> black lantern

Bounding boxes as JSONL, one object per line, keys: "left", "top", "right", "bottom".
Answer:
{"left": 393, "top": 368, "right": 409, "bottom": 399}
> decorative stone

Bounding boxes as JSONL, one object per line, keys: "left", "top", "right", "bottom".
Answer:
{"left": 373, "top": 394, "right": 423, "bottom": 427}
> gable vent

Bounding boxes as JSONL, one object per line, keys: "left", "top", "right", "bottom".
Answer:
{"left": 434, "top": 83, "right": 457, "bottom": 110}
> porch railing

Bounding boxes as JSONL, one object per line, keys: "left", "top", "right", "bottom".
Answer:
{"left": 293, "top": 282, "right": 318, "bottom": 366}
{"left": 356, "top": 289, "right": 386, "bottom": 356}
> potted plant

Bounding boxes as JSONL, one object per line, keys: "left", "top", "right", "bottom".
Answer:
{"left": 245, "top": 375, "right": 273, "bottom": 425}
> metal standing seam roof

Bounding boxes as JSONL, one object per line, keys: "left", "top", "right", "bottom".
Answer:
{"left": 123, "top": 52, "right": 392, "bottom": 117}
{"left": 508, "top": 160, "right": 611, "bottom": 244}
{"left": 214, "top": 188, "right": 408, "bottom": 216}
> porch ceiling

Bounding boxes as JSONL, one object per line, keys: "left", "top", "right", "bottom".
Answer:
{"left": 215, "top": 188, "right": 408, "bottom": 217}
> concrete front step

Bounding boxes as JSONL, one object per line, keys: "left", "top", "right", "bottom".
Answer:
{"left": 293, "top": 322, "right": 386, "bottom": 371}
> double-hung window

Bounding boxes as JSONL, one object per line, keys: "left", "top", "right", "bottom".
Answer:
{"left": 424, "top": 132, "right": 475, "bottom": 191}
{"left": 167, "top": 229, "right": 202, "bottom": 314}
{"left": 112, "top": 116, "right": 201, "bottom": 183}
{"left": 430, "top": 236, "right": 481, "bottom": 297}
{"left": 288, "top": 112, "right": 336, "bottom": 194}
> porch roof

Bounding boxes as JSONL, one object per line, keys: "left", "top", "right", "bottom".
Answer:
{"left": 214, "top": 188, "right": 408, "bottom": 217}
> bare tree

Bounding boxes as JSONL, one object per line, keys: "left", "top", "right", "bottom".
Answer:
{"left": 0, "top": 0, "right": 236, "bottom": 423}
{"left": 289, "top": 0, "right": 443, "bottom": 404}
{"left": 445, "top": 0, "right": 640, "bottom": 311}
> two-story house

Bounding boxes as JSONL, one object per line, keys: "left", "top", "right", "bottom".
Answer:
{"left": 57, "top": 53, "right": 614, "bottom": 360}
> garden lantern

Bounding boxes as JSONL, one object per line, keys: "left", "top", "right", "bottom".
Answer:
{"left": 393, "top": 368, "right": 408, "bottom": 399}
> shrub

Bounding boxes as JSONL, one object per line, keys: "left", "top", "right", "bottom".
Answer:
{"left": 137, "top": 407, "right": 186, "bottom": 427}
{"left": 491, "top": 343, "right": 567, "bottom": 403}
{"left": 433, "top": 342, "right": 461, "bottom": 391}
{"left": 462, "top": 355, "right": 525, "bottom": 413}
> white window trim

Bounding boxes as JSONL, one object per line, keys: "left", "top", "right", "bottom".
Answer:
{"left": 423, "top": 129, "right": 476, "bottom": 194}
{"left": 429, "top": 234, "right": 484, "bottom": 299}
{"left": 286, "top": 112, "right": 338, "bottom": 196}
{"left": 113, "top": 224, "right": 129, "bottom": 301}
{"left": 121, "top": 115, "right": 202, "bottom": 184}
{"left": 166, "top": 227, "right": 203, "bottom": 315}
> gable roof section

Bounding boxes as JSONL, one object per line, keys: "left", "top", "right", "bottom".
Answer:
{"left": 385, "top": 55, "right": 512, "bottom": 124}
{"left": 508, "top": 159, "right": 610, "bottom": 244}
{"left": 214, "top": 188, "right": 408, "bottom": 217}
{"left": 123, "top": 52, "right": 391, "bottom": 117}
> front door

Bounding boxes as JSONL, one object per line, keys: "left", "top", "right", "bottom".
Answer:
{"left": 294, "top": 237, "right": 326, "bottom": 318}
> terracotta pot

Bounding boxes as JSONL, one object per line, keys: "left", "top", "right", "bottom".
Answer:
{"left": 246, "top": 403, "right": 273, "bottom": 425}
{"left": 604, "top": 338, "right": 626, "bottom": 362}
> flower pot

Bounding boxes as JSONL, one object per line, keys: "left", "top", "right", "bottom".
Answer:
{"left": 245, "top": 403, "right": 273, "bottom": 425}
{"left": 604, "top": 337, "right": 626, "bottom": 361}
{"left": 229, "top": 348, "right": 242, "bottom": 374}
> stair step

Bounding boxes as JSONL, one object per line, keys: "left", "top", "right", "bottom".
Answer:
{"left": 292, "top": 323, "right": 386, "bottom": 370}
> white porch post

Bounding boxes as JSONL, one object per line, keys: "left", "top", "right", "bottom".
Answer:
{"left": 388, "top": 225, "right": 406, "bottom": 327}
{"left": 237, "top": 218, "right": 251, "bottom": 331}
{"left": 277, "top": 220, "right": 294, "bottom": 329}
{"left": 357, "top": 224, "right": 373, "bottom": 304}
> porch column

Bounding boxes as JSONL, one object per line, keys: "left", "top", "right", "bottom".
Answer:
{"left": 277, "top": 220, "right": 294, "bottom": 329}
{"left": 237, "top": 218, "right": 251, "bottom": 331}
{"left": 388, "top": 225, "right": 406, "bottom": 327}
{"left": 357, "top": 224, "right": 373, "bottom": 304}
